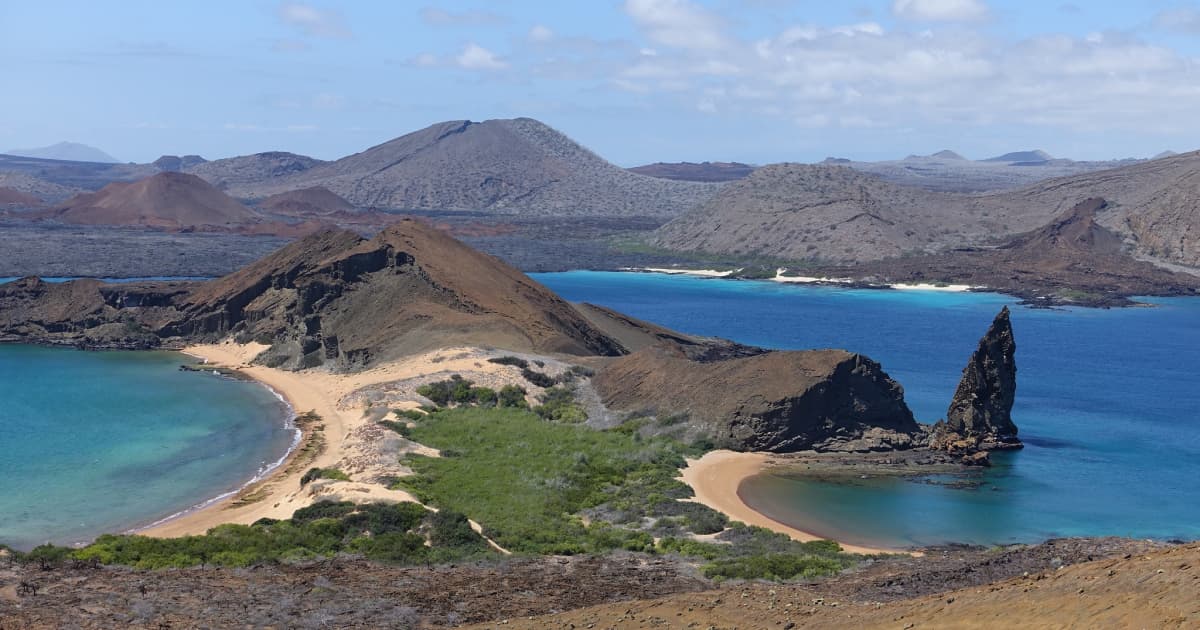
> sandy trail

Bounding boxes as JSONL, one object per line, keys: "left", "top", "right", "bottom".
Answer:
{"left": 142, "top": 342, "right": 522, "bottom": 539}
{"left": 679, "top": 450, "right": 907, "bottom": 556}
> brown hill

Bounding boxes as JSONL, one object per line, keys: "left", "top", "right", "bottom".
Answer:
{"left": 499, "top": 541, "right": 1200, "bottom": 629}
{"left": 256, "top": 185, "right": 356, "bottom": 217}
{"left": 177, "top": 219, "right": 627, "bottom": 367}
{"left": 43, "top": 172, "right": 262, "bottom": 229}
{"left": 0, "top": 186, "right": 42, "bottom": 206}
{"left": 628, "top": 161, "right": 755, "bottom": 182}
{"left": 818, "top": 198, "right": 1200, "bottom": 305}
{"left": 201, "top": 118, "right": 718, "bottom": 217}
{"left": 655, "top": 151, "right": 1200, "bottom": 270}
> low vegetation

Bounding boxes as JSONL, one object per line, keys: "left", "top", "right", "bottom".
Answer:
{"left": 13, "top": 502, "right": 490, "bottom": 569}
{"left": 397, "top": 405, "right": 860, "bottom": 580}
{"left": 416, "top": 375, "right": 526, "bottom": 409}
{"left": 299, "top": 467, "right": 350, "bottom": 486}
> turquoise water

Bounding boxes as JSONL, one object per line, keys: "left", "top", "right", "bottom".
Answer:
{"left": 0, "top": 345, "right": 295, "bottom": 550}
{"left": 533, "top": 271, "right": 1200, "bottom": 548}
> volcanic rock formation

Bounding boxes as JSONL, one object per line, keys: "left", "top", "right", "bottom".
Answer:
{"left": 197, "top": 118, "right": 717, "bottom": 217}
{"left": 43, "top": 172, "right": 261, "bottom": 229}
{"left": 592, "top": 344, "right": 924, "bottom": 453}
{"left": 931, "top": 306, "right": 1021, "bottom": 461}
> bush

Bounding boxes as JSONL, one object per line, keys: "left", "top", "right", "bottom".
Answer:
{"left": 521, "top": 367, "right": 556, "bottom": 388}
{"left": 701, "top": 553, "right": 851, "bottom": 581}
{"left": 38, "top": 501, "right": 490, "bottom": 569}
{"left": 300, "top": 467, "right": 351, "bottom": 486}
{"left": 487, "top": 356, "right": 529, "bottom": 369}
{"left": 534, "top": 386, "right": 587, "bottom": 423}
{"left": 379, "top": 420, "right": 411, "bottom": 437}
{"left": 395, "top": 409, "right": 426, "bottom": 422}
{"left": 497, "top": 385, "right": 527, "bottom": 408}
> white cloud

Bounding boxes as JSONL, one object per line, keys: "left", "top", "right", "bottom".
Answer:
{"left": 420, "top": 7, "right": 507, "bottom": 26}
{"left": 623, "top": 0, "right": 728, "bottom": 52}
{"left": 892, "top": 0, "right": 989, "bottom": 22}
{"left": 456, "top": 43, "right": 508, "bottom": 70}
{"left": 278, "top": 3, "right": 351, "bottom": 39}
{"left": 595, "top": 6, "right": 1200, "bottom": 139}
{"left": 1154, "top": 8, "right": 1200, "bottom": 34}
{"left": 529, "top": 25, "right": 555, "bottom": 42}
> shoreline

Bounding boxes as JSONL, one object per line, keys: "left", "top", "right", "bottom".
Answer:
{"left": 678, "top": 450, "right": 914, "bottom": 556}
{"left": 138, "top": 342, "right": 520, "bottom": 539}
{"left": 129, "top": 367, "right": 302, "bottom": 537}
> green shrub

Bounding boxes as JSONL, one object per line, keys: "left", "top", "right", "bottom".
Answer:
{"left": 497, "top": 385, "right": 527, "bottom": 408}
{"left": 38, "top": 501, "right": 488, "bottom": 569}
{"left": 395, "top": 409, "right": 426, "bottom": 422}
{"left": 379, "top": 419, "right": 411, "bottom": 437}
{"left": 701, "top": 553, "right": 851, "bottom": 581}
{"left": 521, "top": 367, "right": 557, "bottom": 388}
{"left": 469, "top": 387, "right": 497, "bottom": 407}
{"left": 534, "top": 386, "right": 587, "bottom": 423}
{"left": 300, "top": 467, "right": 351, "bottom": 486}
{"left": 487, "top": 356, "right": 529, "bottom": 369}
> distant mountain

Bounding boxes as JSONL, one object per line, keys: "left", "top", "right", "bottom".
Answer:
{"left": 43, "top": 172, "right": 261, "bottom": 229}
{"left": 0, "top": 187, "right": 43, "bottom": 206}
{"left": 200, "top": 118, "right": 718, "bottom": 217}
{"left": 983, "top": 150, "right": 1054, "bottom": 163}
{"left": 930, "top": 150, "right": 967, "bottom": 160}
{"left": 830, "top": 151, "right": 1144, "bottom": 193}
{"left": 5, "top": 142, "right": 120, "bottom": 163}
{"left": 627, "top": 161, "right": 755, "bottom": 183}
{"left": 654, "top": 150, "right": 1200, "bottom": 269}
{"left": 0, "top": 173, "right": 77, "bottom": 204}
{"left": 153, "top": 155, "right": 208, "bottom": 172}
{"left": 185, "top": 152, "right": 325, "bottom": 191}
{"left": 256, "top": 186, "right": 356, "bottom": 217}
{"left": 1153, "top": 151, "right": 1179, "bottom": 160}
{"left": 653, "top": 163, "right": 978, "bottom": 262}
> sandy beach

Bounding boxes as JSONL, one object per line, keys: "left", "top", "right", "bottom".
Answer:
{"left": 636, "top": 267, "right": 736, "bottom": 278}
{"left": 890, "top": 282, "right": 976, "bottom": 292}
{"left": 679, "top": 450, "right": 907, "bottom": 556}
{"left": 142, "top": 342, "right": 532, "bottom": 539}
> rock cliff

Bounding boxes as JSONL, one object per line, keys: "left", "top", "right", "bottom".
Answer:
{"left": 931, "top": 306, "right": 1022, "bottom": 460}
{"left": 592, "top": 345, "right": 924, "bottom": 453}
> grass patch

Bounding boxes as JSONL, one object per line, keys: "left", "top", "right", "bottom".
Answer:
{"left": 16, "top": 502, "right": 491, "bottom": 569}
{"left": 400, "top": 407, "right": 710, "bottom": 555}
{"left": 300, "top": 467, "right": 351, "bottom": 486}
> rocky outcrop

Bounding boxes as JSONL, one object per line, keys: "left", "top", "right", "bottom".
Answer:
{"left": 931, "top": 306, "right": 1022, "bottom": 462}
{"left": 593, "top": 345, "right": 924, "bottom": 453}
{"left": 0, "top": 220, "right": 628, "bottom": 366}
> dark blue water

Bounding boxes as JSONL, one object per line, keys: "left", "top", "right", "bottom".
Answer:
{"left": 533, "top": 271, "right": 1200, "bottom": 548}
{"left": 0, "top": 345, "right": 295, "bottom": 550}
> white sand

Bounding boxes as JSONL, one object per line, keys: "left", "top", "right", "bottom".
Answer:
{"left": 143, "top": 342, "right": 524, "bottom": 541}
{"left": 890, "top": 282, "right": 976, "bottom": 292}
{"left": 636, "top": 267, "right": 737, "bottom": 278}
{"left": 679, "top": 450, "right": 914, "bottom": 556}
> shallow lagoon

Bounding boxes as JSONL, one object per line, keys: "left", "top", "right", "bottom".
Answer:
{"left": 0, "top": 345, "right": 293, "bottom": 550}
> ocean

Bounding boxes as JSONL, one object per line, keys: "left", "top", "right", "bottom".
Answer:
{"left": 0, "top": 345, "right": 294, "bottom": 550}
{"left": 534, "top": 271, "right": 1200, "bottom": 549}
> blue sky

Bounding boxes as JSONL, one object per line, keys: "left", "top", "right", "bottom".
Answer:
{"left": 3, "top": 0, "right": 1200, "bottom": 164}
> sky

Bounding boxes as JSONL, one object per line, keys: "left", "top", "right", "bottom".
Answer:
{"left": 3, "top": 0, "right": 1200, "bottom": 165}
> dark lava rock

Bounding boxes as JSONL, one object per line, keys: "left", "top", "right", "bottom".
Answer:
{"left": 593, "top": 346, "right": 926, "bottom": 452}
{"left": 932, "top": 306, "right": 1021, "bottom": 452}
